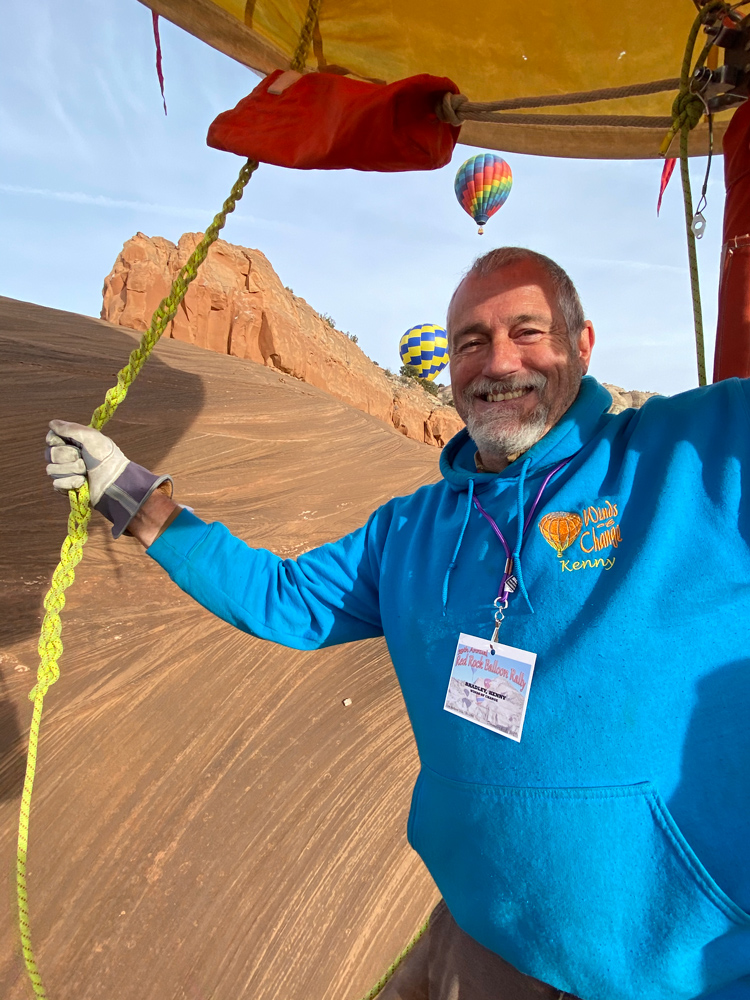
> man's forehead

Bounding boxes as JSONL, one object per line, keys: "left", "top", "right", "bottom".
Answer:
{"left": 449, "top": 266, "right": 558, "bottom": 329}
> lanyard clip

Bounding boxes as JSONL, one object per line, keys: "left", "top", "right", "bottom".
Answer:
{"left": 490, "top": 595, "right": 508, "bottom": 647}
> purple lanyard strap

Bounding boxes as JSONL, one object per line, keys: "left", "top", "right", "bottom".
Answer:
{"left": 473, "top": 457, "right": 574, "bottom": 604}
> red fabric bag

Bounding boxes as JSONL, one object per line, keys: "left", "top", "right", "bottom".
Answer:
{"left": 207, "top": 70, "right": 461, "bottom": 172}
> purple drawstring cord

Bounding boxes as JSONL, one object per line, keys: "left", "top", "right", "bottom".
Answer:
{"left": 473, "top": 456, "right": 576, "bottom": 601}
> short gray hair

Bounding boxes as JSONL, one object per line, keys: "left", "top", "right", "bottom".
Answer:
{"left": 450, "top": 247, "right": 586, "bottom": 344}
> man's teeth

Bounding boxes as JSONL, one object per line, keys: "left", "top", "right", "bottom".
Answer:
{"left": 485, "top": 388, "right": 529, "bottom": 402}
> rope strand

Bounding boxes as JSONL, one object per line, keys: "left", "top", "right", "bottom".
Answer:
{"left": 290, "top": 0, "right": 322, "bottom": 73}
{"left": 437, "top": 78, "right": 682, "bottom": 127}
{"left": 680, "top": 128, "right": 707, "bottom": 386}
{"left": 24, "top": 5, "right": 462, "bottom": 1000}
{"left": 16, "top": 158, "right": 258, "bottom": 999}
{"left": 359, "top": 914, "right": 431, "bottom": 1000}
{"left": 15, "top": 8, "right": 333, "bottom": 997}
{"left": 660, "top": 0, "right": 728, "bottom": 387}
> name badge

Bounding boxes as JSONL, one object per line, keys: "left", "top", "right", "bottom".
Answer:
{"left": 443, "top": 632, "right": 537, "bottom": 743}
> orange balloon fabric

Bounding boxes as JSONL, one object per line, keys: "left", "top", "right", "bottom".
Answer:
{"left": 207, "top": 70, "right": 461, "bottom": 172}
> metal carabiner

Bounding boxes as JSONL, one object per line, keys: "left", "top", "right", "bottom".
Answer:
{"left": 490, "top": 597, "right": 508, "bottom": 648}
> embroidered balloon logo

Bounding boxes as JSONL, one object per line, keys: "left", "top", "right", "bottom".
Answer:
{"left": 539, "top": 511, "right": 583, "bottom": 557}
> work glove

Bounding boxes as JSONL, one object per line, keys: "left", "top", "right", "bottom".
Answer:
{"left": 45, "top": 420, "right": 173, "bottom": 538}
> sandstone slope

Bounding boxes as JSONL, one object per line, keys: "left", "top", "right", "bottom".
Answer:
{"left": 102, "top": 233, "right": 464, "bottom": 448}
{"left": 0, "top": 295, "right": 441, "bottom": 1000}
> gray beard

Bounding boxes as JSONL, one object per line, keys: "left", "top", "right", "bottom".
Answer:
{"left": 460, "top": 373, "right": 550, "bottom": 460}
{"left": 466, "top": 407, "right": 549, "bottom": 459}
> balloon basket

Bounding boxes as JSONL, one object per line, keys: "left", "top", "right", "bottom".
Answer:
{"left": 478, "top": 226, "right": 484, "bottom": 235}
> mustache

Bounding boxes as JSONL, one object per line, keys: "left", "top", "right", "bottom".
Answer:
{"left": 461, "top": 372, "right": 548, "bottom": 400}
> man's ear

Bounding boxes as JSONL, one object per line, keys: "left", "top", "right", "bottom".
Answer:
{"left": 578, "top": 321, "right": 595, "bottom": 374}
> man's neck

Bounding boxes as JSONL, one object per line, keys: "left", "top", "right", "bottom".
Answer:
{"left": 475, "top": 450, "right": 521, "bottom": 474}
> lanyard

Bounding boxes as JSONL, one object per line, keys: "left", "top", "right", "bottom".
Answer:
{"left": 473, "top": 456, "right": 576, "bottom": 643}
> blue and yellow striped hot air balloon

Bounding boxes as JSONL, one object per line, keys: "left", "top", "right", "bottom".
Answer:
{"left": 399, "top": 323, "right": 449, "bottom": 381}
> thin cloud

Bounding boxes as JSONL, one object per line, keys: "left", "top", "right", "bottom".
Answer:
{"left": 0, "top": 182, "right": 210, "bottom": 219}
{"left": 569, "top": 255, "right": 687, "bottom": 274}
{"left": 0, "top": 182, "right": 304, "bottom": 236}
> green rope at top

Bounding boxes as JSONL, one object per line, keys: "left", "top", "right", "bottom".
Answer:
{"left": 17, "top": 156, "right": 260, "bottom": 1000}
{"left": 16, "top": 0, "right": 331, "bottom": 993}
{"left": 290, "top": 0, "right": 322, "bottom": 72}
{"left": 661, "top": 0, "right": 728, "bottom": 387}
{"left": 18, "top": 0, "right": 433, "bottom": 996}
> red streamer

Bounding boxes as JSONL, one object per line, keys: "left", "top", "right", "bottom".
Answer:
{"left": 657, "top": 157, "right": 676, "bottom": 216}
{"left": 152, "top": 12, "right": 167, "bottom": 116}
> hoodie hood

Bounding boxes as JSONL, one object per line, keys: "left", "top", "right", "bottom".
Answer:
{"left": 440, "top": 376, "right": 614, "bottom": 492}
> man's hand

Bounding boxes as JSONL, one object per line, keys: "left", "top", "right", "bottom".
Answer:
{"left": 45, "top": 420, "right": 177, "bottom": 542}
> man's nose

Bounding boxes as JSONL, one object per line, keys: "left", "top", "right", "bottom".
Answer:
{"left": 483, "top": 334, "right": 522, "bottom": 378}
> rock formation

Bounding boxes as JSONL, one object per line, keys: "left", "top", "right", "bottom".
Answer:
{"left": 102, "top": 233, "right": 464, "bottom": 447}
{"left": 602, "top": 384, "right": 659, "bottom": 413}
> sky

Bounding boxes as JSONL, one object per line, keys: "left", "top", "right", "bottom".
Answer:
{"left": 0, "top": 0, "right": 728, "bottom": 395}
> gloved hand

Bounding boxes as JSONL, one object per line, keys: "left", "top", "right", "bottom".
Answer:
{"left": 45, "top": 420, "right": 173, "bottom": 538}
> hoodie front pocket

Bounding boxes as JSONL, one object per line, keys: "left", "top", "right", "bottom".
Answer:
{"left": 411, "top": 766, "right": 750, "bottom": 1000}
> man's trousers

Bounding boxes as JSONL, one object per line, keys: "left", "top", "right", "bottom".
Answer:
{"left": 379, "top": 901, "right": 581, "bottom": 1000}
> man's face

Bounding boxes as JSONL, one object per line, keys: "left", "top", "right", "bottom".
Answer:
{"left": 448, "top": 261, "right": 594, "bottom": 470}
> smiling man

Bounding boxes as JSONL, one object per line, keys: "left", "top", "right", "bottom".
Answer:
{"left": 45, "top": 248, "right": 750, "bottom": 1000}
{"left": 447, "top": 249, "right": 594, "bottom": 473}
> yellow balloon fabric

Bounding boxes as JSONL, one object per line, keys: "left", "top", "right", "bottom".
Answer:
{"left": 145, "top": 0, "right": 731, "bottom": 158}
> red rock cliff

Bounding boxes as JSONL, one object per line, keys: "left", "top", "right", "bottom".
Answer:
{"left": 102, "top": 232, "right": 464, "bottom": 447}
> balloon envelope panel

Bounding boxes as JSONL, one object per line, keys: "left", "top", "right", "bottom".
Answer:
{"left": 144, "top": 0, "right": 727, "bottom": 158}
{"left": 399, "top": 324, "right": 449, "bottom": 380}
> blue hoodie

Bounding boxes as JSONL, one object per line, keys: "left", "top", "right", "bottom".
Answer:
{"left": 148, "top": 376, "right": 750, "bottom": 1000}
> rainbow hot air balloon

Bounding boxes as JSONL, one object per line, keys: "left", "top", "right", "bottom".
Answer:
{"left": 399, "top": 323, "right": 449, "bottom": 380}
{"left": 455, "top": 153, "right": 513, "bottom": 235}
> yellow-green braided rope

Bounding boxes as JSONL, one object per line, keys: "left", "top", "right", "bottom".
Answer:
{"left": 16, "top": 0, "right": 326, "bottom": 991}
{"left": 660, "top": 0, "right": 728, "bottom": 387}
{"left": 16, "top": 157, "right": 258, "bottom": 998}
{"left": 291, "top": 0, "right": 322, "bottom": 72}
{"left": 16, "top": 5, "right": 436, "bottom": 998}
{"left": 358, "top": 914, "right": 431, "bottom": 1000}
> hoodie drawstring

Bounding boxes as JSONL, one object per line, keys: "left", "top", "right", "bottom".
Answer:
{"left": 513, "top": 456, "right": 534, "bottom": 610}
{"left": 442, "top": 478, "right": 474, "bottom": 615}
{"left": 445, "top": 453, "right": 579, "bottom": 616}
